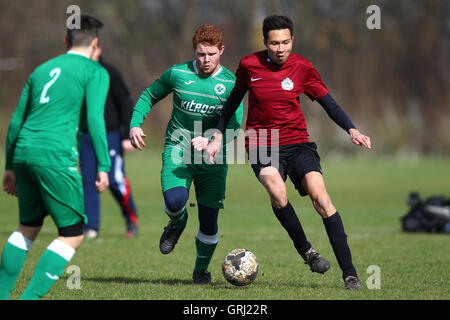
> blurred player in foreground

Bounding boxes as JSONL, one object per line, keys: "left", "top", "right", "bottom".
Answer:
{"left": 1, "top": 15, "right": 110, "bottom": 299}
{"left": 130, "top": 25, "right": 243, "bottom": 284}
{"left": 204, "top": 15, "right": 371, "bottom": 290}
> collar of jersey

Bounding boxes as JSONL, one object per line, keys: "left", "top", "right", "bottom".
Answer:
{"left": 67, "top": 50, "right": 90, "bottom": 59}
{"left": 264, "top": 50, "right": 273, "bottom": 64}
{"left": 192, "top": 60, "right": 223, "bottom": 77}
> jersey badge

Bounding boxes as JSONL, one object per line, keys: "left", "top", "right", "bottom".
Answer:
{"left": 214, "top": 83, "right": 226, "bottom": 95}
{"left": 281, "top": 77, "right": 294, "bottom": 91}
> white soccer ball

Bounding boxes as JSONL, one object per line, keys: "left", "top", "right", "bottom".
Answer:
{"left": 222, "top": 248, "right": 259, "bottom": 286}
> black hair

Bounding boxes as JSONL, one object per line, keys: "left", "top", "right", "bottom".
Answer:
{"left": 66, "top": 15, "right": 104, "bottom": 49}
{"left": 262, "top": 15, "right": 293, "bottom": 41}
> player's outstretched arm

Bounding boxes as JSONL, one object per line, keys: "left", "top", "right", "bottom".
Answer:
{"left": 316, "top": 94, "right": 371, "bottom": 150}
{"left": 130, "top": 127, "right": 147, "bottom": 151}
{"left": 349, "top": 128, "right": 372, "bottom": 149}
{"left": 216, "top": 86, "right": 246, "bottom": 134}
{"left": 128, "top": 67, "right": 174, "bottom": 150}
{"left": 201, "top": 86, "right": 246, "bottom": 164}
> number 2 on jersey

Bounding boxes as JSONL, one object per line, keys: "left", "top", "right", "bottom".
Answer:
{"left": 40, "top": 68, "right": 61, "bottom": 104}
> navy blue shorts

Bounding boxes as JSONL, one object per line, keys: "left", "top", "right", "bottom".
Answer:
{"left": 249, "top": 142, "right": 322, "bottom": 197}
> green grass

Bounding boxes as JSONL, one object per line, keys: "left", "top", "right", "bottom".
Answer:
{"left": 0, "top": 151, "right": 449, "bottom": 300}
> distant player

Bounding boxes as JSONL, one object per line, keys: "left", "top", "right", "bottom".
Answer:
{"left": 80, "top": 45, "right": 139, "bottom": 239}
{"left": 0, "top": 15, "right": 110, "bottom": 299}
{"left": 130, "top": 24, "right": 243, "bottom": 284}
{"left": 204, "top": 15, "right": 371, "bottom": 290}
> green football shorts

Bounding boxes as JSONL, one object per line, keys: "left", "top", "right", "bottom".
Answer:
{"left": 161, "top": 146, "right": 228, "bottom": 209}
{"left": 13, "top": 162, "right": 87, "bottom": 228}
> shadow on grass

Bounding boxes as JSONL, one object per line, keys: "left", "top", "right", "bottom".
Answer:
{"left": 72, "top": 276, "right": 195, "bottom": 286}
{"left": 70, "top": 275, "right": 337, "bottom": 290}
{"left": 212, "top": 280, "right": 337, "bottom": 290}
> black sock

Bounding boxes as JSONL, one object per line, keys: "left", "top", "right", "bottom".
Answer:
{"left": 272, "top": 202, "right": 311, "bottom": 256}
{"left": 323, "top": 212, "right": 357, "bottom": 279}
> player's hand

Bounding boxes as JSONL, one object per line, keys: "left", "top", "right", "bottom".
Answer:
{"left": 349, "top": 128, "right": 372, "bottom": 149}
{"left": 129, "top": 127, "right": 147, "bottom": 151}
{"left": 95, "top": 171, "right": 109, "bottom": 193}
{"left": 205, "top": 132, "right": 223, "bottom": 164}
{"left": 2, "top": 170, "right": 17, "bottom": 197}
{"left": 191, "top": 136, "right": 209, "bottom": 151}
{"left": 121, "top": 139, "right": 135, "bottom": 153}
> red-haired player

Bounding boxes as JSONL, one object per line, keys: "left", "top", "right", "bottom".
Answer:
{"left": 130, "top": 24, "right": 243, "bottom": 285}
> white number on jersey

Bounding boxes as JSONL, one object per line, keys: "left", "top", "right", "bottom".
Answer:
{"left": 40, "top": 67, "right": 61, "bottom": 104}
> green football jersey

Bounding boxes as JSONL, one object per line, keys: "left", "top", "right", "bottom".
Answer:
{"left": 5, "top": 51, "right": 111, "bottom": 172}
{"left": 130, "top": 60, "right": 243, "bottom": 149}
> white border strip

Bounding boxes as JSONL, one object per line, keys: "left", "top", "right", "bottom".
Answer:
{"left": 47, "top": 239, "right": 76, "bottom": 262}
{"left": 196, "top": 230, "right": 219, "bottom": 245}
{"left": 8, "top": 231, "right": 33, "bottom": 251}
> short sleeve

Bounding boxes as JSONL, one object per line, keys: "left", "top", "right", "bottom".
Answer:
{"left": 304, "top": 64, "right": 328, "bottom": 101}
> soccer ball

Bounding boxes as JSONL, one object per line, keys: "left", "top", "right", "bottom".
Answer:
{"left": 222, "top": 248, "right": 259, "bottom": 286}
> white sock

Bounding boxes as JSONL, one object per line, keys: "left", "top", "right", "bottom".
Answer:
{"left": 7, "top": 231, "right": 33, "bottom": 251}
{"left": 47, "top": 239, "right": 76, "bottom": 262}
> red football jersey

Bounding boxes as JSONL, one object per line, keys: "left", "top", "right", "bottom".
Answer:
{"left": 235, "top": 50, "right": 329, "bottom": 148}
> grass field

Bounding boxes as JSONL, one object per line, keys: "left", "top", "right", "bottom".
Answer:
{"left": 0, "top": 150, "right": 449, "bottom": 300}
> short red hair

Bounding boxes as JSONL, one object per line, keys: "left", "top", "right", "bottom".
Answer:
{"left": 192, "top": 24, "right": 223, "bottom": 50}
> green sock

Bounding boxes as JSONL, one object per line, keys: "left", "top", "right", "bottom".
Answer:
{"left": 194, "top": 235, "right": 218, "bottom": 272}
{"left": 170, "top": 209, "right": 188, "bottom": 230}
{"left": 20, "top": 239, "right": 75, "bottom": 300}
{"left": 0, "top": 232, "right": 33, "bottom": 300}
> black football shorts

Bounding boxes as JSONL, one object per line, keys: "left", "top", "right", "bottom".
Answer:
{"left": 248, "top": 142, "right": 322, "bottom": 196}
